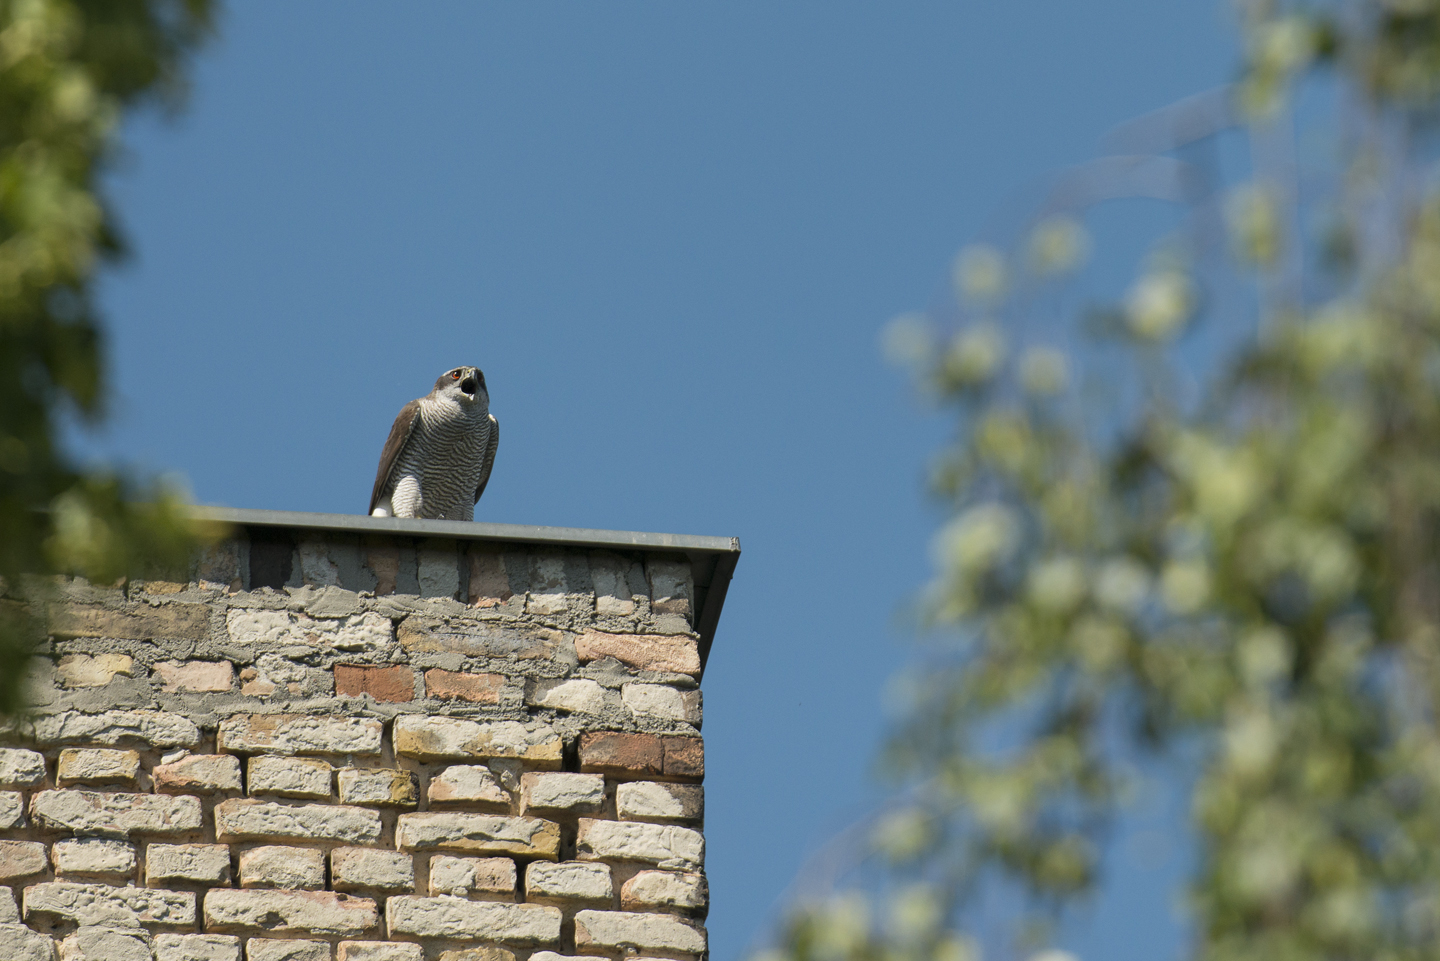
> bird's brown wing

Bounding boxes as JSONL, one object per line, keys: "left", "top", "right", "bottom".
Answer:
{"left": 474, "top": 414, "right": 499, "bottom": 504}
{"left": 369, "top": 400, "right": 422, "bottom": 514}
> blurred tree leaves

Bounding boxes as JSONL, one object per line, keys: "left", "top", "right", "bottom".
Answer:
{"left": 0, "top": 0, "right": 215, "bottom": 714}
{"left": 765, "top": 2, "right": 1440, "bottom": 960}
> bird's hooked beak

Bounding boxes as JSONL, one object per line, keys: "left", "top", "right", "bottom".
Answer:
{"left": 459, "top": 368, "right": 478, "bottom": 397}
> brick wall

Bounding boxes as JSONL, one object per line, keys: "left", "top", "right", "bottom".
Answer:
{"left": 0, "top": 514, "right": 737, "bottom": 961}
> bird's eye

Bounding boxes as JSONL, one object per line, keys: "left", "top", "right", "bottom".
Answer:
{"left": 451, "top": 371, "right": 461, "bottom": 379}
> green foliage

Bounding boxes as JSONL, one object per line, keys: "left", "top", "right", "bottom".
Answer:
{"left": 767, "top": 2, "right": 1440, "bottom": 959}
{"left": 0, "top": 0, "right": 215, "bottom": 714}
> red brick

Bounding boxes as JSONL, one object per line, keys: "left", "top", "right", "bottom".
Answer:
{"left": 578, "top": 732, "right": 663, "bottom": 776}
{"left": 335, "top": 665, "right": 415, "bottom": 703}
{"left": 663, "top": 737, "right": 704, "bottom": 780}
{"left": 424, "top": 669, "right": 504, "bottom": 704}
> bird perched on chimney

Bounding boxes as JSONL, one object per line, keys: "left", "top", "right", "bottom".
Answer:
{"left": 369, "top": 365, "right": 498, "bottom": 521}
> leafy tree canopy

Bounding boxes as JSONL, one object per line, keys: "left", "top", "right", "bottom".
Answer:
{"left": 763, "top": 2, "right": 1440, "bottom": 960}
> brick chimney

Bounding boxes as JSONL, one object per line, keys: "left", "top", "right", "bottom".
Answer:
{"left": 0, "top": 508, "right": 739, "bottom": 961}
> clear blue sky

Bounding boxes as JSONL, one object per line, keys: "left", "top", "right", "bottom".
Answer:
{"left": 87, "top": 4, "right": 1238, "bottom": 959}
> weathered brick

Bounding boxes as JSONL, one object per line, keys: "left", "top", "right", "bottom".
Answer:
{"left": 31, "top": 790, "right": 202, "bottom": 836}
{"left": 423, "top": 669, "right": 504, "bottom": 704}
{"left": 214, "top": 799, "right": 382, "bottom": 845}
{"left": 647, "top": 559, "right": 693, "bottom": 614}
{"left": 395, "top": 813, "right": 559, "bottom": 859}
{"left": 577, "top": 732, "right": 662, "bottom": 776}
{"left": 427, "top": 766, "right": 509, "bottom": 807}
{"left": 54, "top": 654, "right": 133, "bottom": 691}
{"left": 58, "top": 926, "right": 152, "bottom": 961}
{"left": 33, "top": 710, "right": 200, "bottom": 748}
{"left": 0, "top": 792, "right": 21, "bottom": 829}
{"left": 616, "top": 782, "right": 703, "bottom": 823}
{"left": 56, "top": 748, "right": 140, "bottom": 786}
{"left": 335, "top": 665, "right": 415, "bottom": 703}
{"left": 225, "top": 609, "right": 394, "bottom": 654}
{"left": 48, "top": 603, "right": 210, "bottom": 642}
{"left": 154, "top": 933, "right": 242, "bottom": 961}
{"left": 573, "top": 909, "right": 706, "bottom": 956}
{"left": 664, "top": 736, "right": 704, "bottom": 779}
{"left": 146, "top": 844, "right": 231, "bottom": 885}
{"left": 338, "top": 769, "right": 418, "bottom": 807}
{"left": 240, "top": 846, "right": 325, "bottom": 890}
{"left": 622, "top": 683, "right": 701, "bottom": 724}
{"left": 154, "top": 660, "right": 235, "bottom": 693}
{"left": 153, "top": 754, "right": 242, "bottom": 794}
{"left": 524, "top": 861, "right": 611, "bottom": 905}
{"left": 337, "top": 943, "right": 423, "bottom": 961}
{"left": 0, "top": 841, "right": 47, "bottom": 879}
{"left": 574, "top": 630, "right": 700, "bottom": 676}
{"left": 520, "top": 773, "right": 605, "bottom": 815}
{"left": 245, "top": 939, "right": 330, "bottom": 961}
{"left": 396, "top": 617, "right": 564, "bottom": 659}
{"left": 575, "top": 819, "right": 704, "bottom": 869}
{"left": 218, "top": 715, "right": 382, "bottom": 756}
{"left": 466, "top": 552, "right": 513, "bottom": 607}
{"left": 0, "top": 749, "right": 45, "bottom": 787}
{"left": 0, "top": 922, "right": 54, "bottom": 961}
{"left": 427, "top": 856, "right": 515, "bottom": 898}
{"left": 248, "top": 757, "right": 333, "bottom": 798}
{"left": 392, "top": 717, "right": 560, "bottom": 766}
{"left": 51, "top": 839, "right": 133, "bottom": 877}
{"left": 528, "top": 679, "right": 606, "bottom": 715}
{"left": 438, "top": 949, "right": 516, "bottom": 961}
{"left": 331, "top": 849, "right": 414, "bottom": 894}
{"left": 385, "top": 897, "right": 560, "bottom": 944}
{"left": 24, "top": 881, "right": 196, "bottom": 926}
{"left": 204, "top": 889, "right": 378, "bottom": 936}
{"left": 0, "top": 886, "right": 18, "bottom": 923}
{"left": 620, "top": 870, "right": 708, "bottom": 914}
{"left": 240, "top": 656, "right": 333, "bottom": 698}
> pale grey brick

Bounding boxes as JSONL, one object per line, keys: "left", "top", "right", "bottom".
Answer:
{"left": 527, "top": 679, "right": 605, "bottom": 715}
{"left": 0, "top": 922, "right": 56, "bottom": 961}
{"left": 51, "top": 839, "right": 133, "bottom": 877}
{"left": 218, "top": 715, "right": 382, "bottom": 757}
{"left": 574, "top": 909, "right": 706, "bottom": 956}
{"left": 154, "top": 933, "right": 241, "bottom": 961}
{"left": 24, "top": 881, "right": 195, "bottom": 926}
{"left": 426, "top": 856, "right": 514, "bottom": 898}
{"left": 57, "top": 926, "right": 151, "bottom": 961}
{"left": 615, "top": 782, "right": 703, "bottom": 823}
{"left": 247, "top": 757, "right": 332, "bottom": 799}
{"left": 56, "top": 749, "right": 140, "bottom": 786}
{"left": 621, "top": 870, "right": 708, "bottom": 913}
{"left": 0, "top": 886, "right": 18, "bottom": 923}
{"left": 427, "top": 766, "right": 509, "bottom": 807}
{"left": 214, "top": 799, "right": 381, "bottom": 844}
{"left": 520, "top": 773, "right": 604, "bottom": 815}
{"left": 621, "top": 683, "right": 701, "bottom": 724}
{"left": 0, "top": 791, "right": 24, "bottom": 828}
{"left": 0, "top": 749, "right": 45, "bottom": 787}
{"left": 245, "top": 940, "right": 330, "bottom": 961}
{"left": 337, "top": 943, "right": 423, "bottom": 961}
{"left": 576, "top": 819, "right": 703, "bottom": 869}
{"left": 524, "top": 861, "right": 611, "bottom": 905}
{"left": 337, "top": 769, "right": 417, "bottom": 808}
{"left": 33, "top": 711, "right": 200, "bottom": 748}
{"left": 0, "top": 840, "right": 47, "bottom": 880}
{"left": 239, "top": 846, "right": 325, "bottom": 890}
{"left": 204, "top": 890, "right": 377, "bottom": 936}
{"left": 153, "top": 755, "right": 242, "bottom": 794}
{"left": 385, "top": 897, "right": 560, "bottom": 944}
{"left": 31, "top": 790, "right": 202, "bottom": 837}
{"left": 331, "top": 848, "right": 414, "bottom": 893}
{"left": 146, "top": 843, "right": 231, "bottom": 885}
{"left": 395, "top": 813, "right": 558, "bottom": 859}
{"left": 226, "top": 609, "right": 393, "bottom": 655}
{"left": 392, "top": 716, "right": 561, "bottom": 765}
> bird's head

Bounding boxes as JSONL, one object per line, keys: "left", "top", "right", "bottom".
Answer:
{"left": 433, "top": 366, "right": 488, "bottom": 405}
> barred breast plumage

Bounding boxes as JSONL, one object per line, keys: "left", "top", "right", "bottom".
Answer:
{"left": 369, "top": 366, "right": 499, "bottom": 522}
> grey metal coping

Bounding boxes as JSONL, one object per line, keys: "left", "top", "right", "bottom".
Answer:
{"left": 191, "top": 507, "right": 741, "bottom": 675}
